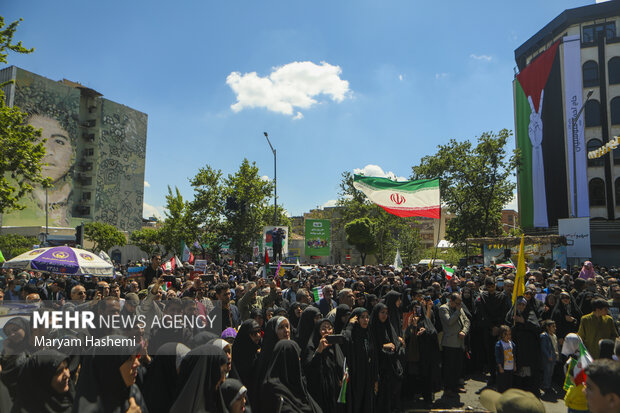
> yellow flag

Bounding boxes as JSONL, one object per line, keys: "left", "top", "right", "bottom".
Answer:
{"left": 512, "top": 235, "right": 526, "bottom": 305}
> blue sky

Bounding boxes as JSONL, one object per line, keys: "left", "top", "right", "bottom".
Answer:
{"left": 4, "top": 0, "right": 602, "bottom": 219}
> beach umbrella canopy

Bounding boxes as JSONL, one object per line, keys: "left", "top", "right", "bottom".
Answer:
{"left": 2, "top": 246, "right": 114, "bottom": 277}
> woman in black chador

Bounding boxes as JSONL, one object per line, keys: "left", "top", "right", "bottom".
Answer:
{"left": 169, "top": 344, "right": 228, "bottom": 413}
{"left": 342, "top": 307, "right": 377, "bottom": 413}
{"left": 259, "top": 340, "right": 322, "bottom": 413}
{"left": 369, "top": 303, "right": 404, "bottom": 413}
{"left": 72, "top": 336, "right": 148, "bottom": 413}
{"left": 302, "top": 318, "right": 345, "bottom": 413}
{"left": 11, "top": 349, "right": 75, "bottom": 413}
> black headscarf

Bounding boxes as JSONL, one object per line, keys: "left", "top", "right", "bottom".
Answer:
{"left": 72, "top": 336, "right": 147, "bottom": 413}
{"left": 1, "top": 317, "right": 33, "bottom": 354}
{"left": 169, "top": 344, "right": 228, "bottom": 413}
{"left": 11, "top": 349, "right": 74, "bottom": 413}
{"left": 254, "top": 316, "right": 288, "bottom": 397}
{"left": 232, "top": 320, "right": 261, "bottom": 390}
{"left": 288, "top": 302, "right": 303, "bottom": 330}
{"left": 220, "top": 378, "right": 249, "bottom": 413}
{"left": 295, "top": 306, "right": 320, "bottom": 348}
{"left": 259, "top": 340, "right": 322, "bottom": 413}
{"left": 333, "top": 304, "right": 351, "bottom": 334}
{"left": 302, "top": 318, "right": 345, "bottom": 413}
{"left": 383, "top": 290, "right": 403, "bottom": 336}
{"left": 599, "top": 339, "right": 616, "bottom": 360}
{"left": 142, "top": 342, "right": 189, "bottom": 413}
{"left": 342, "top": 307, "right": 376, "bottom": 413}
{"left": 188, "top": 331, "right": 219, "bottom": 349}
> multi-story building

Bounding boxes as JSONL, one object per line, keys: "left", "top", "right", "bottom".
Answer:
{"left": 514, "top": 2, "right": 620, "bottom": 265}
{"left": 501, "top": 209, "right": 520, "bottom": 234}
{"left": 0, "top": 66, "right": 147, "bottom": 231}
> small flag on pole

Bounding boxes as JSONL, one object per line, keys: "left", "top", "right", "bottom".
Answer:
{"left": 442, "top": 265, "right": 455, "bottom": 280}
{"left": 512, "top": 235, "right": 526, "bottom": 305}
{"left": 312, "top": 286, "right": 324, "bottom": 302}
{"left": 0, "top": 249, "right": 6, "bottom": 263}
{"left": 572, "top": 342, "right": 593, "bottom": 386}
{"left": 393, "top": 249, "right": 403, "bottom": 271}
{"left": 497, "top": 260, "right": 515, "bottom": 269}
{"left": 337, "top": 358, "right": 349, "bottom": 404}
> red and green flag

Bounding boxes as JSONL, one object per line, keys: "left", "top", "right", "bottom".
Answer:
{"left": 514, "top": 40, "right": 569, "bottom": 228}
{"left": 442, "top": 265, "right": 455, "bottom": 280}
{"left": 353, "top": 175, "right": 440, "bottom": 218}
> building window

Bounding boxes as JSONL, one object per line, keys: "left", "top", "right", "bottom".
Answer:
{"left": 611, "top": 97, "right": 620, "bottom": 125}
{"left": 616, "top": 178, "right": 620, "bottom": 206}
{"left": 587, "top": 139, "right": 605, "bottom": 167}
{"left": 589, "top": 178, "right": 606, "bottom": 206}
{"left": 583, "top": 61, "right": 599, "bottom": 87}
{"left": 583, "top": 22, "right": 616, "bottom": 43}
{"left": 585, "top": 100, "right": 601, "bottom": 127}
{"left": 609, "top": 57, "right": 620, "bottom": 84}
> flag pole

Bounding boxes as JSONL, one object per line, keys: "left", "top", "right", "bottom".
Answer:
{"left": 431, "top": 190, "right": 442, "bottom": 268}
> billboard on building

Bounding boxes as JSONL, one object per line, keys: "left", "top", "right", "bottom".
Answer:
{"left": 558, "top": 217, "right": 591, "bottom": 259}
{"left": 263, "top": 226, "right": 288, "bottom": 258}
{"left": 304, "top": 219, "right": 330, "bottom": 256}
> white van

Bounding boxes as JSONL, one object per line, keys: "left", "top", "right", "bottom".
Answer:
{"left": 417, "top": 259, "right": 446, "bottom": 266}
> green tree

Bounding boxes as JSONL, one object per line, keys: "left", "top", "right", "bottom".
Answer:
{"left": 188, "top": 165, "right": 225, "bottom": 258}
{"left": 0, "top": 233, "right": 37, "bottom": 259}
{"left": 129, "top": 227, "right": 162, "bottom": 256}
{"left": 0, "top": 16, "right": 51, "bottom": 214}
{"left": 345, "top": 217, "right": 378, "bottom": 265}
{"left": 223, "top": 159, "right": 273, "bottom": 261}
{"left": 412, "top": 129, "right": 518, "bottom": 243}
{"left": 159, "top": 186, "right": 191, "bottom": 256}
{"left": 84, "top": 222, "right": 126, "bottom": 253}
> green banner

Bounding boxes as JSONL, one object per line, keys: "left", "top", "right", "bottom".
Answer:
{"left": 305, "top": 219, "right": 330, "bottom": 256}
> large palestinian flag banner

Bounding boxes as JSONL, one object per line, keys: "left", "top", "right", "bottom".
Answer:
{"left": 515, "top": 40, "right": 569, "bottom": 228}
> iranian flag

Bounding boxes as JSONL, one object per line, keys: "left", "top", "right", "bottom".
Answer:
{"left": 497, "top": 260, "right": 515, "bottom": 269}
{"left": 442, "top": 265, "right": 455, "bottom": 280}
{"left": 572, "top": 342, "right": 593, "bottom": 386}
{"left": 353, "top": 175, "right": 440, "bottom": 218}
{"left": 312, "top": 286, "right": 324, "bottom": 302}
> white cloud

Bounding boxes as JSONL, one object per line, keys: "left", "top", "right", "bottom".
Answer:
{"left": 596, "top": 0, "right": 611, "bottom": 3}
{"left": 144, "top": 181, "right": 150, "bottom": 188}
{"left": 261, "top": 175, "right": 271, "bottom": 182}
{"left": 470, "top": 54, "right": 492, "bottom": 62}
{"left": 322, "top": 199, "right": 338, "bottom": 208}
{"left": 353, "top": 164, "right": 408, "bottom": 181}
{"left": 226, "top": 61, "right": 350, "bottom": 118}
{"left": 398, "top": 74, "right": 404, "bottom": 81}
{"left": 143, "top": 202, "right": 165, "bottom": 219}
{"left": 435, "top": 73, "right": 448, "bottom": 80}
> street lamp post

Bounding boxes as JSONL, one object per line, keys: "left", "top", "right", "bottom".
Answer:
{"left": 571, "top": 89, "right": 594, "bottom": 218}
{"left": 263, "top": 132, "right": 277, "bottom": 226}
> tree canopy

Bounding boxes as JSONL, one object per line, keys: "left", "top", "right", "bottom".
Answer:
{"left": 0, "top": 16, "right": 51, "bottom": 214}
{"left": 84, "top": 222, "right": 126, "bottom": 253}
{"left": 412, "top": 129, "right": 518, "bottom": 242}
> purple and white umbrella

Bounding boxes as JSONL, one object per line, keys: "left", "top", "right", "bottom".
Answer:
{"left": 3, "top": 246, "right": 114, "bottom": 276}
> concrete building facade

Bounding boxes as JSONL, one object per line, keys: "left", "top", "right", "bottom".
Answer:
{"left": 0, "top": 66, "right": 147, "bottom": 232}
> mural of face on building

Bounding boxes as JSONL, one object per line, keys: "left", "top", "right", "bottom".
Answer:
{"left": 29, "top": 114, "right": 74, "bottom": 182}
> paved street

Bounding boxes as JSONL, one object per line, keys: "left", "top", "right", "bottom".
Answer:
{"left": 402, "top": 373, "right": 566, "bottom": 413}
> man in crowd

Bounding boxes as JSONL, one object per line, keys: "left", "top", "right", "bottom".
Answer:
{"left": 578, "top": 298, "right": 618, "bottom": 358}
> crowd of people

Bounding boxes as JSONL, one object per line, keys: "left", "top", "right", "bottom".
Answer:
{"left": 1, "top": 256, "right": 620, "bottom": 413}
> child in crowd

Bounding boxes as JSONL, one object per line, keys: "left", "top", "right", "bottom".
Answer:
{"left": 494, "top": 325, "right": 516, "bottom": 392}
{"left": 540, "top": 319, "right": 559, "bottom": 395}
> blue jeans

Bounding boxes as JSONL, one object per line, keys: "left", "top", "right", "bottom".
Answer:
{"left": 567, "top": 408, "right": 589, "bottom": 413}
{"left": 542, "top": 360, "right": 554, "bottom": 389}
